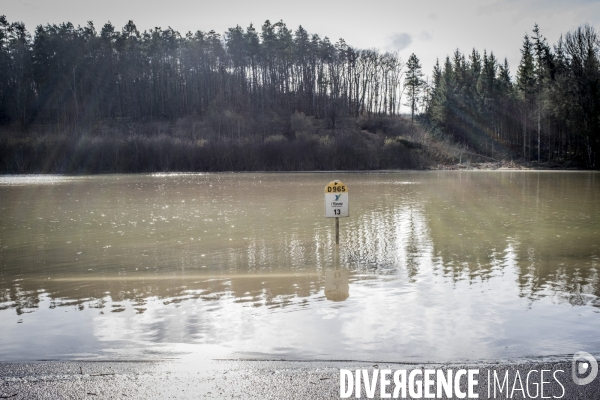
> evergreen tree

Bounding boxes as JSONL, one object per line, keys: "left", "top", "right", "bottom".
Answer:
{"left": 0, "top": 17, "right": 599, "bottom": 169}
{"left": 404, "top": 53, "right": 424, "bottom": 122}
{"left": 517, "top": 34, "right": 536, "bottom": 161}
{"left": 531, "top": 24, "right": 552, "bottom": 163}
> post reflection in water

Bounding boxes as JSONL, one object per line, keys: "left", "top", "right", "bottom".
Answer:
{"left": 324, "top": 269, "right": 349, "bottom": 302}
{"left": 324, "top": 248, "right": 350, "bottom": 302}
{"left": 0, "top": 172, "right": 599, "bottom": 362}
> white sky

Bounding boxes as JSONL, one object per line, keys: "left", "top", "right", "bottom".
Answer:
{"left": 5, "top": 0, "right": 600, "bottom": 79}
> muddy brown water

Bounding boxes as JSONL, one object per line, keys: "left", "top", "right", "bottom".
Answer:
{"left": 0, "top": 171, "right": 598, "bottom": 362}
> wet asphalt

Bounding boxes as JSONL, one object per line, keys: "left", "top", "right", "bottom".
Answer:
{"left": 1, "top": 360, "right": 599, "bottom": 399}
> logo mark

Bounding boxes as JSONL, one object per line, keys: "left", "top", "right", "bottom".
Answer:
{"left": 335, "top": 194, "right": 341, "bottom": 201}
{"left": 572, "top": 351, "right": 598, "bottom": 385}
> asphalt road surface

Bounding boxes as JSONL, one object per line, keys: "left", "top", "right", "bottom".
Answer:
{"left": 1, "top": 360, "right": 599, "bottom": 399}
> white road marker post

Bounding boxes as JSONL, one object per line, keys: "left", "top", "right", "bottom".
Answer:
{"left": 324, "top": 180, "right": 349, "bottom": 245}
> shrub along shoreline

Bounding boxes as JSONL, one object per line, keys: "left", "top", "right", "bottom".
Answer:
{"left": 1, "top": 116, "right": 469, "bottom": 174}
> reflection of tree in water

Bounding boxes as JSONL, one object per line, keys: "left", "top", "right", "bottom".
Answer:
{"left": 0, "top": 280, "right": 41, "bottom": 315}
{"left": 1, "top": 172, "right": 598, "bottom": 315}
{"left": 519, "top": 261, "right": 600, "bottom": 308}
{"left": 424, "top": 172, "right": 600, "bottom": 306}
{"left": 343, "top": 202, "right": 431, "bottom": 283}
{"left": 404, "top": 207, "right": 423, "bottom": 281}
{"left": 0, "top": 224, "right": 330, "bottom": 314}
{"left": 0, "top": 267, "right": 327, "bottom": 315}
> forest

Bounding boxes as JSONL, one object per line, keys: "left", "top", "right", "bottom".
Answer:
{"left": 424, "top": 24, "right": 600, "bottom": 169}
{"left": 0, "top": 16, "right": 599, "bottom": 172}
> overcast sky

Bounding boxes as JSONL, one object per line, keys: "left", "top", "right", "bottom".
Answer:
{"left": 5, "top": 0, "right": 600, "bottom": 79}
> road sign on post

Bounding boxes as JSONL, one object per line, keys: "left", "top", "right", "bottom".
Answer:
{"left": 324, "top": 180, "right": 349, "bottom": 218}
{"left": 325, "top": 180, "right": 349, "bottom": 245}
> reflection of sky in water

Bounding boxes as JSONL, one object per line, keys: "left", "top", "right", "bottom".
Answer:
{"left": 0, "top": 172, "right": 599, "bottom": 362}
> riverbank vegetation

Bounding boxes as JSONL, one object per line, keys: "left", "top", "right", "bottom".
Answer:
{"left": 0, "top": 115, "right": 454, "bottom": 172}
{"left": 0, "top": 16, "right": 598, "bottom": 172}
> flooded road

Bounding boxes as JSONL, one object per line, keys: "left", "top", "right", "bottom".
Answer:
{"left": 0, "top": 172, "right": 599, "bottom": 362}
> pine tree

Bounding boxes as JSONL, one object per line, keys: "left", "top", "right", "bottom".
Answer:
{"left": 517, "top": 34, "right": 536, "bottom": 161}
{"left": 404, "top": 53, "right": 424, "bottom": 122}
{"left": 429, "top": 57, "right": 453, "bottom": 136}
{"left": 531, "top": 24, "right": 552, "bottom": 163}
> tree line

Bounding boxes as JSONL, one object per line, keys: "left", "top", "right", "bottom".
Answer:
{"left": 0, "top": 16, "right": 403, "bottom": 136}
{"left": 420, "top": 24, "right": 600, "bottom": 168}
{"left": 1, "top": 16, "right": 599, "bottom": 170}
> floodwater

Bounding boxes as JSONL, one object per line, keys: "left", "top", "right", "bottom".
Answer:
{"left": 0, "top": 172, "right": 599, "bottom": 362}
